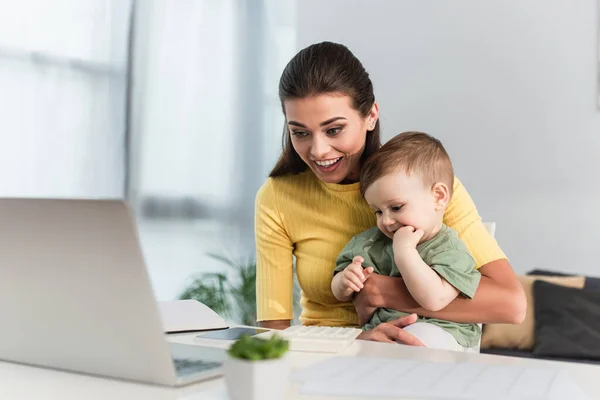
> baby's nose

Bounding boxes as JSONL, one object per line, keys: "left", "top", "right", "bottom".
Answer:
{"left": 383, "top": 217, "right": 396, "bottom": 229}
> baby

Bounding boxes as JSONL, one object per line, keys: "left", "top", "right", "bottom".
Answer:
{"left": 331, "top": 131, "right": 481, "bottom": 352}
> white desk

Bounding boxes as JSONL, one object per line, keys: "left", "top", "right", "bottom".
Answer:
{"left": 1, "top": 331, "right": 599, "bottom": 399}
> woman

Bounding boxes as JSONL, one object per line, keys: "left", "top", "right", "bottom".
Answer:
{"left": 255, "top": 41, "right": 526, "bottom": 344}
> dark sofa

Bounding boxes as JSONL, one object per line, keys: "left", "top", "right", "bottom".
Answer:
{"left": 482, "top": 348, "right": 600, "bottom": 365}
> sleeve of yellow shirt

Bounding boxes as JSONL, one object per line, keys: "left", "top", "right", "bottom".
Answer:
{"left": 443, "top": 177, "right": 507, "bottom": 269}
{"left": 255, "top": 179, "right": 295, "bottom": 321}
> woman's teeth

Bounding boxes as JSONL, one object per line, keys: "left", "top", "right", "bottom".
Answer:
{"left": 314, "top": 157, "right": 341, "bottom": 167}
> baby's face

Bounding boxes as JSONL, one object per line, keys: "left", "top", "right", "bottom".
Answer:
{"left": 364, "top": 170, "right": 442, "bottom": 241}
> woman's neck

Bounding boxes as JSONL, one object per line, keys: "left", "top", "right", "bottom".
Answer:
{"left": 340, "top": 160, "right": 362, "bottom": 184}
{"left": 339, "top": 177, "right": 359, "bottom": 185}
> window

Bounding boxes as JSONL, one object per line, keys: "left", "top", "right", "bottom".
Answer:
{"left": 128, "top": 0, "right": 297, "bottom": 301}
{"left": 0, "top": 0, "right": 131, "bottom": 198}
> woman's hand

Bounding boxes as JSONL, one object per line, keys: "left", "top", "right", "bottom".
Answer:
{"left": 357, "top": 313, "right": 425, "bottom": 345}
{"left": 259, "top": 320, "right": 291, "bottom": 330}
{"left": 354, "top": 273, "right": 419, "bottom": 325}
{"left": 353, "top": 273, "right": 381, "bottom": 325}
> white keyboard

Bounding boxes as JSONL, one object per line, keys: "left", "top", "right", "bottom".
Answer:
{"left": 258, "top": 326, "right": 362, "bottom": 354}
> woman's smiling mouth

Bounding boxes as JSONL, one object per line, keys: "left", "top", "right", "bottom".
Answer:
{"left": 313, "top": 157, "right": 342, "bottom": 172}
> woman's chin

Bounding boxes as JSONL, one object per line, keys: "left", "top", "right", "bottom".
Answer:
{"left": 311, "top": 167, "right": 347, "bottom": 184}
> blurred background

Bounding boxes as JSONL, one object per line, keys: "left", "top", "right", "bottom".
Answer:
{"left": 1, "top": 0, "right": 599, "bottom": 323}
{"left": 0, "top": 0, "right": 297, "bottom": 323}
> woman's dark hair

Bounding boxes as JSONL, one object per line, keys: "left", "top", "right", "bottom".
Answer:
{"left": 269, "top": 41, "right": 381, "bottom": 177}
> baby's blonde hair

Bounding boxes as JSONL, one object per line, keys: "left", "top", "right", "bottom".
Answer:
{"left": 360, "top": 131, "right": 454, "bottom": 197}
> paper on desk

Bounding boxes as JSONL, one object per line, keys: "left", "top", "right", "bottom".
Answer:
{"left": 292, "top": 356, "right": 590, "bottom": 400}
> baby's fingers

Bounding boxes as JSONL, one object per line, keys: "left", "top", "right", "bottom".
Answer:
{"left": 345, "top": 282, "right": 361, "bottom": 293}
{"left": 352, "top": 256, "right": 364, "bottom": 264}
{"left": 347, "top": 263, "right": 366, "bottom": 281}
{"left": 345, "top": 272, "right": 365, "bottom": 291}
{"left": 363, "top": 266, "right": 375, "bottom": 278}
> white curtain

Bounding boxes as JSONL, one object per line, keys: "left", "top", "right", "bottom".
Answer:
{"left": 0, "top": 0, "right": 131, "bottom": 198}
{"left": 129, "top": 0, "right": 297, "bottom": 300}
{"left": 130, "top": 0, "right": 296, "bottom": 209}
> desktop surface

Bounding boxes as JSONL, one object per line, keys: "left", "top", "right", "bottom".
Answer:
{"left": 1, "top": 328, "right": 598, "bottom": 400}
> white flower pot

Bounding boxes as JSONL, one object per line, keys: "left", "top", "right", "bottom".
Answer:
{"left": 224, "top": 355, "right": 290, "bottom": 400}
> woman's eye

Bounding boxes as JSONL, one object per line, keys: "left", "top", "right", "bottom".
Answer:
{"left": 326, "top": 127, "right": 342, "bottom": 136}
{"left": 291, "top": 131, "right": 309, "bottom": 138}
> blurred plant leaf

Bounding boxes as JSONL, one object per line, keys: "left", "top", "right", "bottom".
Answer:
{"left": 205, "top": 252, "right": 235, "bottom": 267}
{"left": 180, "top": 253, "right": 300, "bottom": 325}
{"left": 178, "top": 278, "right": 230, "bottom": 318}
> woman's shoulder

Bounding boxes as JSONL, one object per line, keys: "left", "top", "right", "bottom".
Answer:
{"left": 258, "top": 170, "right": 318, "bottom": 194}
{"left": 256, "top": 170, "right": 319, "bottom": 204}
{"left": 452, "top": 175, "right": 464, "bottom": 193}
{"left": 447, "top": 175, "right": 472, "bottom": 211}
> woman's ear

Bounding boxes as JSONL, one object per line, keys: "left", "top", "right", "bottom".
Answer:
{"left": 431, "top": 182, "right": 450, "bottom": 211}
{"left": 367, "top": 102, "right": 379, "bottom": 131}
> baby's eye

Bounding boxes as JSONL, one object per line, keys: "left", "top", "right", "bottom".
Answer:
{"left": 374, "top": 210, "right": 382, "bottom": 216}
{"left": 391, "top": 206, "right": 403, "bottom": 212}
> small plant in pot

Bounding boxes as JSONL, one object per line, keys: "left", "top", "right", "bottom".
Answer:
{"left": 225, "top": 334, "right": 290, "bottom": 400}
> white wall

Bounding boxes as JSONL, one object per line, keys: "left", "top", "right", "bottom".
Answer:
{"left": 298, "top": 0, "right": 600, "bottom": 276}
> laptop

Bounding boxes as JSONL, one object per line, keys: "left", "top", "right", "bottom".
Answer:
{"left": 0, "top": 198, "right": 226, "bottom": 386}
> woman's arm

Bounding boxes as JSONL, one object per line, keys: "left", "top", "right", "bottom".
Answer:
{"left": 259, "top": 320, "right": 291, "bottom": 330}
{"left": 356, "top": 259, "right": 526, "bottom": 324}
{"left": 255, "top": 180, "right": 296, "bottom": 324}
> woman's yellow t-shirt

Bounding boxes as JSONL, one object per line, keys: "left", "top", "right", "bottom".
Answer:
{"left": 255, "top": 169, "right": 505, "bottom": 326}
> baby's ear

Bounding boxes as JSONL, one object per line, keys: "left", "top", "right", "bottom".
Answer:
{"left": 431, "top": 182, "right": 450, "bottom": 211}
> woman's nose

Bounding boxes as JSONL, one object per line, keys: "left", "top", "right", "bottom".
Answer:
{"left": 310, "top": 135, "right": 331, "bottom": 159}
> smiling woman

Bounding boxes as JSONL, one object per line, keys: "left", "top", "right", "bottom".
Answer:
{"left": 255, "top": 41, "right": 526, "bottom": 343}
{"left": 284, "top": 95, "right": 377, "bottom": 184}
{"left": 269, "top": 42, "right": 382, "bottom": 184}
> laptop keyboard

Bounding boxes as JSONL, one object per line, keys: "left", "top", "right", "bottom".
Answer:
{"left": 173, "top": 358, "right": 222, "bottom": 377}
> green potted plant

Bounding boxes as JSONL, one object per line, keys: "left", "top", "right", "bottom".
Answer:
{"left": 224, "top": 334, "right": 290, "bottom": 400}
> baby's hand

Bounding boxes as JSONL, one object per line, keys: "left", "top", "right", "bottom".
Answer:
{"left": 338, "top": 256, "right": 374, "bottom": 297}
{"left": 393, "top": 226, "right": 424, "bottom": 251}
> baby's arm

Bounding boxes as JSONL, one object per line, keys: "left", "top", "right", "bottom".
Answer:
{"left": 394, "top": 246, "right": 460, "bottom": 312}
{"left": 331, "top": 256, "right": 374, "bottom": 301}
{"left": 393, "top": 226, "right": 462, "bottom": 312}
